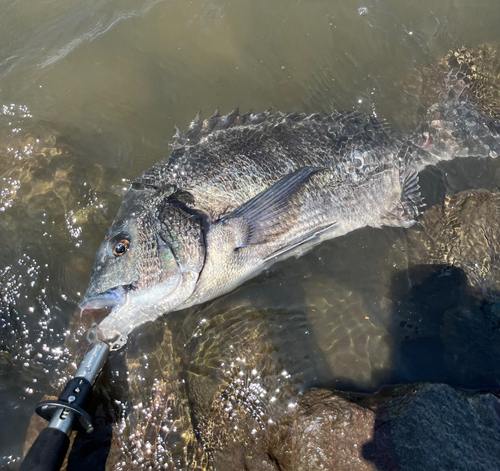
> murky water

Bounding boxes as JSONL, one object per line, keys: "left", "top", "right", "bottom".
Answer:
{"left": 2, "top": 0, "right": 500, "bottom": 468}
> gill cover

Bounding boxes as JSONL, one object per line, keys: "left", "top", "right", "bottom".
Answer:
{"left": 81, "top": 185, "right": 205, "bottom": 341}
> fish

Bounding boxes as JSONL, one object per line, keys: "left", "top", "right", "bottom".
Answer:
{"left": 80, "top": 46, "right": 500, "bottom": 344}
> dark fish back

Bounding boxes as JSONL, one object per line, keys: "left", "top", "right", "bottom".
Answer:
{"left": 136, "top": 110, "right": 423, "bottom": 219}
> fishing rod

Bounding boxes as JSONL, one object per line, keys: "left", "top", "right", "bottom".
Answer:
{"left": 20, "top": 326, "right": 126, "bottom": 471}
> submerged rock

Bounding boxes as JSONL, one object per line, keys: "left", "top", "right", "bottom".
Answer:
{"left": 104, "top": 296, "right": 321, "bottom": 470}
{"left": 111, "top": 381, "right": 500, "bottom": 470}
{"left": 420, "top": 189, "right": 500, "bottom": 299}
{"left": 291, "top": 383, "right": 500, "bottom": 471}
{"left": 24, "top": 375, "right": 500, "bottom": 471}
{"left": 301, "top": 188, "right": 500, "bottom": 392}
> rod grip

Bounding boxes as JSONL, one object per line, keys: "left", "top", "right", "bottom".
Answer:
{"left": 20, "top": 427, "right": 70, "bottom": 471}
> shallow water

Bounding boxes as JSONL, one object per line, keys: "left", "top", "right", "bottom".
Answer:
{"left": 1, "top": 0, "right": 500, "bottom": 468}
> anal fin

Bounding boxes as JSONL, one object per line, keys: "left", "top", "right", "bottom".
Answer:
{"left": 381, "top": 169, "right": 425, "bottom": 226}
{"left": 400, "top": 169, "right": 425, "bottom": 218}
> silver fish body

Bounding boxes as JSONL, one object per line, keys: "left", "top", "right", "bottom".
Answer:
{"left": 81, "top": 48, "right": 500, "bottom": 342}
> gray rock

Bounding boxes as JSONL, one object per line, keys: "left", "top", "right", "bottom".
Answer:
{"left": 293, "top": 383, "right": 500, "bottom": 471}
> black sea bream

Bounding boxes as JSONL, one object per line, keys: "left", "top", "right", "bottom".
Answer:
{"left": 81, "top": 47, "right": 500, "bottom": 343}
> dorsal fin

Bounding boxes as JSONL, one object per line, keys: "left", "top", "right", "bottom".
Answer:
{"left": 170, "top": 108, "right": 392, "bottom": 149}
{"left": 172, "top": 109, "right": 279, "bottom": 147}
{"left": 142, "top": 109, "right": 397, "bottom": 195}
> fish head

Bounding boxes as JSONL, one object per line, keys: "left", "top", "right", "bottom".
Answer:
{"left": 80, "top": 185, "right": 205, "bottom": 342}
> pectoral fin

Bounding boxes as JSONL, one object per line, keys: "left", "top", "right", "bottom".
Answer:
{"left": 221, "top": 166, "right": 325, "bottom": 247}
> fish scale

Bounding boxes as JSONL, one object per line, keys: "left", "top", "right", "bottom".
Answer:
{"left": 81, "top": 46, "right": 500, "bottom": 343}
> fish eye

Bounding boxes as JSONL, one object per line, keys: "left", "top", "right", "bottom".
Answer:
{"left": 108, "top": 234, "right": 131, "bottom": 257}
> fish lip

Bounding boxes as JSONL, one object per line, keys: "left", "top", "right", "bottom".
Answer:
{"left": 79, "top": 286, "right": 127, "bottom": 312}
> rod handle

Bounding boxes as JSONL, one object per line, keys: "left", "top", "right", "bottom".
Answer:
{"left": 20, "top": 427, "right": 70, "bottom": 471}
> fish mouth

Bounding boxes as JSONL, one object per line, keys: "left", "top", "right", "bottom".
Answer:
{"left": 79, "top": 285, "right": 127, "bottom": 313}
